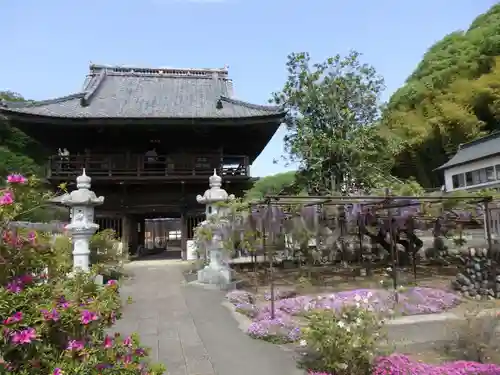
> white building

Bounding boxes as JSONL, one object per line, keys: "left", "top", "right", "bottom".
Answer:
{"left": 438, "top": 132, "right": 500, "bottom": 238}
{"left": 437, "top": 132, "right": 500, "bottom": 192}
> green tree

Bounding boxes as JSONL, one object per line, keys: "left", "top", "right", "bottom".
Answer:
{"left": 271, "top": 51, "right": 393, "bottom": 194}
{"left": 244, "top": 171, "right": 300, "bottom": 201}
{"left": 382, "top": 4, "right": 500, "bottom": 187}
{"left": 0, "top": 91, "right": 42, "bottom": 178}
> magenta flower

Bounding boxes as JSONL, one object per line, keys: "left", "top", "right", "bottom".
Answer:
{"left": 57, "top": 297, "right": 70, "bottom": 309}
{"left": 0, "top": 191, "right": 13, "bottom": 205}
{"left": 52, "top": 368, "right": 63, "bottom": 375}
{"left": 80, "top": 310, "right": 98, "bottom": 325}
{"left": 7, "top": 174, "right": 27, "bottom": 184}
{"left": 103, "top": 335, "right": 113, "bottom": 348}
{"left": 3, "top": 312, "right": 23, "bottom": 325}
{"left": 11, "top": 327, "right": 37, "bottom": 344}
{"left": 19, "top": 274, "right": 33, "bottom": 284}
{"left": 27, "top": 231, "right": 37, "bottom": 244}
{"left": 67, "top": 339, "right": 84, "bottom": 351}
{"left": 123, "top": 336, "right": 133, "bottom": 347}
{"left": 6, "top": 280, "right": 23, "bottom": 293}
{"left": 122, "top": 354, "right": 132, "bottom": 364}
{"left": 106, "top": 279, "right": 118, "bottom": 286}
{"left": 41, "top": 308, "right": 60, "bottom": 322}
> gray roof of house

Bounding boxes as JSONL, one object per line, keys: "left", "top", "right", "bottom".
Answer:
{"left": 436, "top": 132, "right": 500, "bottom": 170}
{"left": 0, "top": 64, "right": 284, "bottom": 119}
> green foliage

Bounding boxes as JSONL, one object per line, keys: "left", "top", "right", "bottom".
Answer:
{"left": 89, "top": 229, "right": 127, "bottom": 267}
{"left": 300, "top": 303, "right": 384, "bottom": 375}
{"left": 0, "top": 91, "right": 44, "bottom": 178}
{"left": 244, "top": 171, "right": 299, "bottom": 201}
{"left": 382, "top": 4, "right": 500, "bottom": 187}
{"left": 271, "top": 51, "right": 393, "bottom": 193}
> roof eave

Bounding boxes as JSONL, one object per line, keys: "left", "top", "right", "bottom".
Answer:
{"left": 0, "top": 109, "right": 285, "bottom": 123}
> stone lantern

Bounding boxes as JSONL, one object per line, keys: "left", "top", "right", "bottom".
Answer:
{"left": 195, "top": 170, "right": 235, "bottom": 287}
{"left": 53, "top": 169, "right": 104, "bottom": 272}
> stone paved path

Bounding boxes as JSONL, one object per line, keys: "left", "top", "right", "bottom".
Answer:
{"left": 112, "top": 260, "right": 304, "bottom": 375}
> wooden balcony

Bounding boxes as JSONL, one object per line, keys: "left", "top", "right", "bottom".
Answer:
{"left": 47, "top": 153, "right": 250, "bottom": 181}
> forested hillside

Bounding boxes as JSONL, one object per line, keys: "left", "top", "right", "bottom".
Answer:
{"left": 0, "top": 91, "right": 42, "bottom": 178}
{"left": 383, "top": 4, "right": 500, "bottom": 187}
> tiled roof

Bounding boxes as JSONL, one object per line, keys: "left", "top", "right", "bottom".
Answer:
{"left": 0, "top": 64, "right": 284, "bottom": 119}
{"left": 436, "top": 131, "right": 500, "bottom": 170}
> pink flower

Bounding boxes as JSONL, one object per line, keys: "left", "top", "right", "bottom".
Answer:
{"left": 53, "top": 368, "right": 63, "bottom": 375}
{"left": 103, "top": 335, "right": 113, "bottom": 348}
{"left": 6, "top": 280, "right": 23, "bottom": 293}
{"left": 41, "top": 308, "right": 60, "bottom": 322}
{"left": 57, "top": 297, "right": 70, "bottom": 309}
{"left": 7, "top": 174, "right": 27, "bottom": 184}
{"left": 3, "top": 312, "right": 23, "bottom": 325}
{"left": 19, "top": 274, "right": 33, "bottom": 284}
{"left": 66, "top": 339, "right": 84, "bottom": 351}
{"left": 123, "top": 336, "right": 133, "bottom": 347}
{"left": 0, "top": 192, "right": 13, "bottom": 205}
{"left": 106, "top": 279, "right": 118, "bottom": 286}
{"left": 27, "top": 231, "right": 36, "bottom": 244}
{"left": 80, "top": 310, "right": 98, "bottom": 325}
{"left": 122, "top": 354, "right": 132, "bottom": 364}
{"left": 11, "top": 327, "right": 37, "bottom": 344}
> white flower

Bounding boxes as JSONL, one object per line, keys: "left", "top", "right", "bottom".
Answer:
{"left": 379, "top": 279, "right": 384, "bottom": 285}
{"left": 337, "top": 320, "right": 346, "bottom": 328}
{"left": 362, "top": 298, "right": 369, "bottom": 304}
{"left": 366, "top": 291, "right": 373, "bottom": 298}
{"left": 355, "top": 317, "right": 362, "bottom": 325}
{"left": 317, "top": 295, "right": 323, "bottom": 300}
{"left": 386, "top": 267, "right": 392, "bottom": 272}
{"left": 299, "top": 339, "right": 307, "bottom": 347}
{"left": 354, "top": 294, "right": 362, "bottom": 302}
{"left": 338, "top": 363, "right": 348, "bottom": 370}
{"left": 355, "top": 302, "right": 361, "bottom": 308}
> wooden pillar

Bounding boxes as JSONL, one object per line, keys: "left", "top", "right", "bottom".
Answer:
{"left": 128, "top": 215, "right": 138, "bottom": 255}
{"left": 121, "top": 215, "right": 130, "bottom": 255}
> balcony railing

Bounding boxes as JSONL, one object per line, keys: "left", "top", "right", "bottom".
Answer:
{"left": 47, "top": 153, "right": 250, "bottom": 179}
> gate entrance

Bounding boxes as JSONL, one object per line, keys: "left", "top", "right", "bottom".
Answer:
{"left": 141, "top": 217, "right": 182, "bottom": 259}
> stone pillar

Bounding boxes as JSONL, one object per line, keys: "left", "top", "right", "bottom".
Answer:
{"left": 52, "top": 169, "right": 104, "bottom": 272}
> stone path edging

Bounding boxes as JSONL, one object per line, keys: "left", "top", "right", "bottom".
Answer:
{"left": 222, "top": 301, "right": 500, "bottom": 349}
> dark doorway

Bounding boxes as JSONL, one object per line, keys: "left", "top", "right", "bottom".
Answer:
{"left": 137, "top": 216, "right": 182, "bottom": 259}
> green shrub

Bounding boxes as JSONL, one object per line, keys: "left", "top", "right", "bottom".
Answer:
{"left": 0, "top": 174, "right": 165, "bottom": 374}
{"left": 299, "top": 303, "right": 384, "bottom": 375}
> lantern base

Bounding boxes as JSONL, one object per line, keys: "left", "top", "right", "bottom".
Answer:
{"left": 197, "top": 248, "right": 232, "bottom": 287}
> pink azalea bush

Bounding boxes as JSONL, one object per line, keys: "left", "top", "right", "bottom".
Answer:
{"left": 309, "top": 354, "right": 500, "bottom": 374}
{"left": 0, "top": 174, "right": 165, "bottom": 374}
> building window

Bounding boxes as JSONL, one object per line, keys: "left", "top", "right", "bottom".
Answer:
{"left": 496, "top": 165, "right": 500, "bottom": 180}
{"left": 479, "top": 168, "right": 487, "bottom": 183}
{"left": 486, "top": 166, "right": 495, "bottom": 182}
{"left": 465, "top": 171, "right": 473, "bottom": 186}
{"left": 471, "top": 170, "right": 480, "bottom": 185}
{"left": 452, "top": 174, "right": 465, "bottom": 188}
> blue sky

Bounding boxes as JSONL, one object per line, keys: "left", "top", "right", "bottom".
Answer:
{"left": 1, "top": 0, "right": 497, "bottom": 177}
